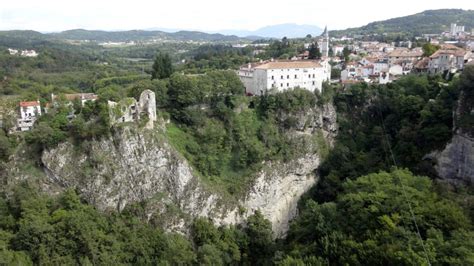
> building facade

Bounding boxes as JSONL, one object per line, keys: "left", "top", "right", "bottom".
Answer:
{"left": 17, "top": 101, "right": 41, "bottom": 131}
{"left": 428, "top": 46, "right": 468, "bottom": 74}
{"left": 238, "top": 60, "right": 331, "bottom": 95}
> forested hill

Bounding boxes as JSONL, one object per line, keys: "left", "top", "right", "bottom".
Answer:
{"left": 0, "top": 29, "right": 247, "bottom": 44}
{"left": 50, "top": 29, "right": 245, "bottom": 42}
{"left": 331, "top": 9, "right": 474, "bottom": 37}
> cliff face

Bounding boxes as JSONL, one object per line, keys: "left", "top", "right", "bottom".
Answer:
{"left": 432, "top": 134, "right": 474, "bottom": 185}
{"left": 34, "top": 103, "right": 337, "bottom": 236}
{"left": 431, "top": 87, "right": 474, "bottom": 185}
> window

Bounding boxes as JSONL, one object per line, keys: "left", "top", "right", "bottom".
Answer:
{"left": 287, "top": 75, "right": 289, "bottom": 79}
{"left": 281, "top": 75, "right": 284, "bottom": 79}
{"left": 287, "top": 83, "right": 289, "bottom": 87}
{"left": 281, "top": 83, "right": 283, "bottom": 87}
{"left": 271, "top": 75, "right": 274, "bottom": 80}
{"left": 308, "top": 74, "right": 311, "bottom": 78}
{"left": 312, "top": 81, "right": 315, "bottom": 85}
{"left": 294, "top": 74, "right": 297, "bottom": 78}
{"left": 312, "top": 74, "right": 315, "bottom": 78}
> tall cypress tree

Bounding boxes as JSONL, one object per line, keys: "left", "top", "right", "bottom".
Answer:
{"left": 151, "top": 52, "right": 173, "bottom": 80}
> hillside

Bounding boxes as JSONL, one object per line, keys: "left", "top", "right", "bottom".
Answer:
{"left": 0, "top": 29, "right": 247, "bottom": 45}
{"left": 49, "top": 29, "right": 245, "bottom": 42}
{"left": 331, "top": 9, "right": 474, "bottom": 37}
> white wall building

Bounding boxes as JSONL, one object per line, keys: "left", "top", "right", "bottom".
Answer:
{"left": 17, "top": 101, "right": 41, "bottom": 131}
{"left": 238, "top": 60, "right": 331, "bottom": 95}
{"left": 450, "top": 23, "right": 465, "bottom": 36}
{"left": 428, "top": 48, "right": 468, "bottom": 74}
{"left": 373, "top": 59, "right": 389, "bottom": 75}
{"left": 333, "top": 45, "right": 344, "bottom": 56}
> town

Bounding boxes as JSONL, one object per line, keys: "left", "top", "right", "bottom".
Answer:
{"left": 5, "top": 23, "right": 474, "bottom": 132}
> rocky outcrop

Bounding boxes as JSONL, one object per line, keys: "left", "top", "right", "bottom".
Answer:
{"left": 38, "top": 103, "right": 337, "bottom": 236}
{"left": 429, "top": 85, "right": 474, "bottom": 185}
{"left": 430, "top": 134, "right": 474, "bottom": 185}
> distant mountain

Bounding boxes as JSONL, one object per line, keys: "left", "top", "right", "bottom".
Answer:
{"left": 331, "top": 9, "right": 474, "bottom": 37}
{"left": 48, "top": 29, "right": 245, "bottom": 42}
{"left": 218, "top": 23, "right": 323, "bottom": 39}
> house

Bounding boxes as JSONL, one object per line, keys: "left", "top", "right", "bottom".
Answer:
{"left": 20, "top": 50, "right": 38, "bottom": 57}
{"left": 413, "top": 58, "right": 430, "bottom": 73}
{"left": 388, "top": 48, "right": 423, "bottom": 66}
{"left": 16, "top": 101, "right": 41, "bottom": 131}
{"left": 7, "top": 48, "right": 18, "bottom": 55}
{"left": 373, "top": 59, "right": 389, "bottom": 75}
{"left": 389, "top": 64, "right": 404, "bottom": 76}
{"left": 108, "top": 90, "right": 156, "bottom": 129}
{"left": 332, "top": 45, "right": 344, "bottom": 56}
{"left": 428, "top": 45, "right": 469, "bottom": 74}
{"left": 379, "top": 72, "right": 391, "bottom": 84}
{"left": 237, "top": 60, "right": 331, "bottom": 95}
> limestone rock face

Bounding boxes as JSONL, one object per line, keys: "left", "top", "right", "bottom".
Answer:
{"left": 431, "top": 134, "right": 474, "bottom": 185}
{"left": 38, "top": 103, "right": 337, "bottom": 236}
{"left": 429, "top": 87, "right": 474, "bottom": 186}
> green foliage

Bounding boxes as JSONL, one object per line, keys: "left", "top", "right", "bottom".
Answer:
{"left": 422, "top": 43, "right": 440, "bottom": 57}
{"left": 308, "top": 42, "right": 321, "bottom": 60}
{"left": 285, "top": 169, "right": 474, "bottom": 265}
{"left": 246, "top": 211, "right": 275, "bottom": 265}
{"left": 315, "top": 75, "right": 459, "bottom": 202}
{"left": 166, "top": 79, "right": 319, "bottom": 195}
{"left": 0, "top": 184, "right": 278, "bottom": 265}
{"left": 456, "top": 65, "right": 474, "bottom": 136}
{"left": 0, "top": 131, "right": 13, "bottom": 161}
{"left": 151, "top": 52, "right": 173, "bottom": 80}
{"left": 331, "top": 9, "right": 474, "bottom": 37}
{"left": 192, "top": 218, "right": 248, "bottom": 264}
{"left": 181, "top": 44, "right": 253, "bottom": 73}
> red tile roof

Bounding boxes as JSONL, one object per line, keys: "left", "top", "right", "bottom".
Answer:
{"left": 254, "top": 60, "right": 322, "bottom": 69}
{"left": 19, "top": 101, "right": 40, "bottom": 107}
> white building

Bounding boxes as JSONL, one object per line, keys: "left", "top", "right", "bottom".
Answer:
{"left": 373, "top": 59, "right": 389, "bottom": 75}
{"left": 20, "top": 50, "right": 38, "bottom": 57}
{"left": 428, "top": 46, "right": 468, "bottom": 74}
{"left": 333, "top": 45, "right": 344, "bottom": 56}
{"left": 7, "top": 48, "right": 18, "bottom": 55}
{"left": 450, "top": 23, "right": 465, "bottom": 36}
{"left": 389, "top": 64, "right": 404, "bottom": 76}
{"left": 238, "top": 60, "right": 331, "bottom": 95}
{"left": 17, "top": 101, "right": 41, "bottom": 131}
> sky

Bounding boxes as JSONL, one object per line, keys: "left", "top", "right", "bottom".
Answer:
{"left": 1, "top": 0, "right": 474, "bottom": 32}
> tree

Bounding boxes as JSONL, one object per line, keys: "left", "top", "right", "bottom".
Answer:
{"left": 422, "top": 43, "right": 440, "bottom": 57}
{"left": 151, "top": 52, "right": 174, "bottom": 80}
{"left": 342, "top": 46, "right": 351, "bottom": 62}
{"left": 308, "top": 43, "right": 321, "bottom": 59}
{"left": 0, "top": 131, "right": 12, "bottom": 161}
{"left": 246, "top": 211, "right": 275, "bottom": 265}
{"left": 285, "top": 169, "right": 474, "bottom": 265}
